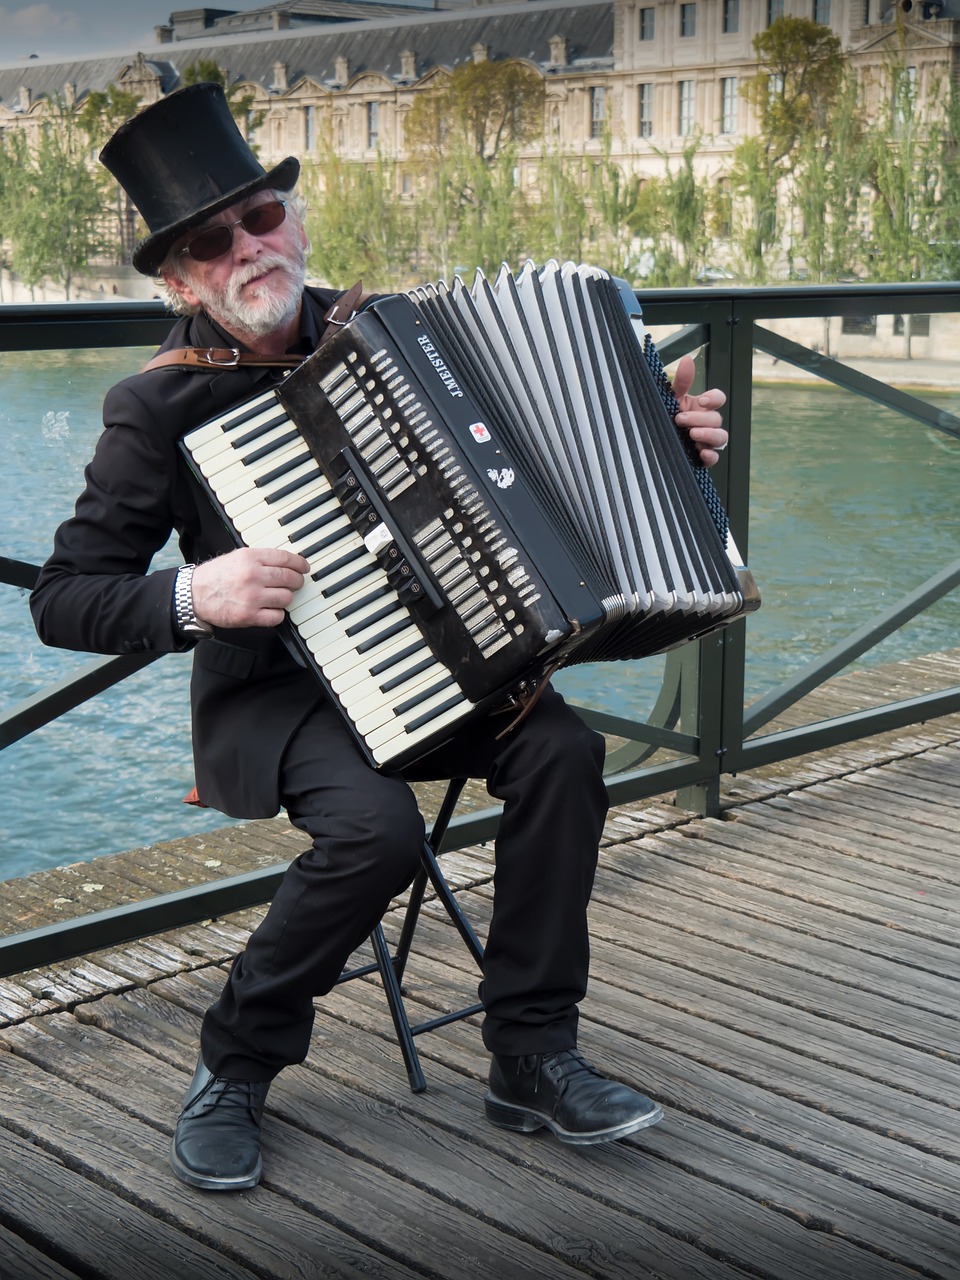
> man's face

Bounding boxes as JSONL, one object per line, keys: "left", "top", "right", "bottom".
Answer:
{"left": 163, "top": 191, "right": 309, "bottom": 340}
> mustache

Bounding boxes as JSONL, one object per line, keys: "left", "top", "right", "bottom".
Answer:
{"left": 223, "top": 253, "right": 296, "bottom": 302}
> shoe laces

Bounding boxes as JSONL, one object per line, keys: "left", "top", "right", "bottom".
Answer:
{"left": 186, "top": 1074, "right": 266, "bottom": 1122}
{"left": 524, "top": 1049, "right": 603, "bottom": 1095}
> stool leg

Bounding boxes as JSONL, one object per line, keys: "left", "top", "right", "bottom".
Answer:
{"left": 370, "top": 922, "right": 427, "bottom": 1093}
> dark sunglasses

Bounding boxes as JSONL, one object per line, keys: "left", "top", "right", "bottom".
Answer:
{"left": 178, "top": 199, "right": 288, "bottom": 263}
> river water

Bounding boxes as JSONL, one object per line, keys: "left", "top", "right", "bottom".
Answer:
{"left": 2, "top": 346, "right": 959, "bottom": 879}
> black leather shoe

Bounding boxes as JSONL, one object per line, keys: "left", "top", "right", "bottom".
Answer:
{"left": 170, "top": 1056, "right": 270, "bottom": 1191}
{"left": 485, "top": 1049, "right": 663, "bottom": 1145}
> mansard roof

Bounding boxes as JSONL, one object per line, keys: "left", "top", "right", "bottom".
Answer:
{"left": 0, "top": 0, "right": 613, "bottom": 111}
{"left": 165, "top": 0, "right": 453, "bottom": 41}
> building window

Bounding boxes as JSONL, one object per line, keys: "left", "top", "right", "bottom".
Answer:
{"left": 590, "top": 86, "right": 607, "bottom": 139}
{"left": 720, "top": 77, "right": 738, "bottom": 133}
{"left": 639, "top": 6, "right": 655, "bottom": 39}
{"left": 367, "top": 101, "right": 380, "bottom": 149}
{"left": 638, "top": 82, "right": 654, "bottom": 137}
{"left": 841, "top": 315, "right": 877, "bottom": 335}
{"left": 813, "top": 0, "right": 831, "bottom": 22}
{"left": 715, "top": 176, "right": 732, "bottom": 237}
{"left": 723, "top": 0, "right": 740, "bottom": 32}
{"left": 304, "top": 104, "right": 317, "bottom": 153}
{"left": 767, "top": 0, "right": 784, "bottom": 23}
{"left": 680, "top": 3, "right": 697, "bottom": 36}
{"left": 893, "top": 314, "right": 931, "bottom": 336}
{"left": 679, "top": 80, "right": 695, "bottom": 135}
{"left": 894, "top": 64, "right": 918, "bottom": 130}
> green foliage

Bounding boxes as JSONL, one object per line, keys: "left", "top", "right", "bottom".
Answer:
{"left": 522, "top": 151, "right": 588, "bottom": 265}
{"left": 400, "top": 61, "right": 544, "bottom": 279}
{"left": 300, "top": 150, "right": 415, "bottom": 290}
{"left": 742, "top": 16, "right": 844, "bottom": 164}
{"left": 790, "top": 74, "right": 870, "bottom": 282}
{"left": 865, "top": 64, "right": 941, "bottom": 281}
{"left": 0, "top": 100, "right": 107, "bottom": 298}
{"left": 729, "top": 136, "right": 781, "bottom": 281}
{"left": 182, "top": 59, "right": 265, "bottom": 135}
{"left": 404, "top": 60, "right": 544, "bottom": 164}
{"left": 76, "top": 83, "right": 143, "bottom": 263}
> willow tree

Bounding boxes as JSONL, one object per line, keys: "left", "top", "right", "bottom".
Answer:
{"left": 732, "top": 16, "right": 845, "bottom": 281}
{"left": 77, "top": 84, "right": 142, "bottom": 263}
{"left": 300, "top": 149, "right": 415, "bottom": 291}
{"left": 403, "top": 58, "right": 544, "bottom": 277}
{"left": 867, "top": 62, "right": 941, "bottom": 284}
{"left": 2, "top": 100, "right": 107, "bottom": 298}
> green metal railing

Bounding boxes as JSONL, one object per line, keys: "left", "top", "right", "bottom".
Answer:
{"left": 2, "top": 282, "right": 959, "bottom": 975}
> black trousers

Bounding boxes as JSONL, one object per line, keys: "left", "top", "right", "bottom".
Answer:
{"left": 201, "top": 685, "right": 608, "bottom": 1081}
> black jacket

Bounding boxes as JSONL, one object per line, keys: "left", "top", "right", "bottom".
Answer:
{"left": 31, "top": 286, "right": 343, "bottom": 818}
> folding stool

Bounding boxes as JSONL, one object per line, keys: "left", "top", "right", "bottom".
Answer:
{"left": 335, "top": 776, "right": 486, "bottom": 1092}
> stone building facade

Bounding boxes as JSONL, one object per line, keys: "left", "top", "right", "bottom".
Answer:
{"left": 0, "top": 0, "right": 957, "bottom": 264}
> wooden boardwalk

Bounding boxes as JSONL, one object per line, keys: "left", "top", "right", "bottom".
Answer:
{"left": 1, "top": 703, "right": 960, "bottom": 1278}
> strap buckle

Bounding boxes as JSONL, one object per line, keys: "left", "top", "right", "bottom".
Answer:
{"left": 199, "top": 348, "right": 241, "bottom": 367}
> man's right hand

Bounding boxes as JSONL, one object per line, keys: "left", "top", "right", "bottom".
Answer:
{"left": 190, "top": 548, "right": 311, "bottom": 630}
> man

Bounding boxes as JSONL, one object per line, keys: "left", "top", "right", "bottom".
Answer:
{"left": 31, "top": 84, "right": 730, "bottom": 1192}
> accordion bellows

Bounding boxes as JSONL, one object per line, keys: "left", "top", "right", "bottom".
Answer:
{"left": 182, "top": 261, "right": 759, "bottom": 768}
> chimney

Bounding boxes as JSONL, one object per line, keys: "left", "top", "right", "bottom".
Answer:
{"left": 471, "top": 42, "right": 489, "bottom": 64}
{"left": 335, "top": 55, "right": 350, "bottom": 86}
{"left": 400, "top": 49, "right": 417, "bottom": 81}
{"left": 549, "top": 35, "right": 569, "bottom": 68}
{"left": 272, "top": 61, "right": 288, "bottom": 92}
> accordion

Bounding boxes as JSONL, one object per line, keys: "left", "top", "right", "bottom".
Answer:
{"left": 181, "top": 261, "right": 758, "bottom": 769}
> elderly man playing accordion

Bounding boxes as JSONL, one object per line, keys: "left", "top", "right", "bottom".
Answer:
{"left": 31, "top": 85, "right": 729, "bottom": 1191}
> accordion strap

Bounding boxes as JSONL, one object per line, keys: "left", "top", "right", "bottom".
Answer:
{"left": 140, "top": 280, "right": 365, "bottom": 374}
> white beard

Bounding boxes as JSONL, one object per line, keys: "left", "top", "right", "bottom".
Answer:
{"left": 196, "top": 241, "right": 307, "bottom": 340}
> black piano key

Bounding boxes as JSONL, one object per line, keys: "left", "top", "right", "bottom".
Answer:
{"left": 403, "top": 692, "right": 464, "bottom": 734}
{"left": 256, "top": 452, "right": 313, "bottom": 489}
{"left": 344, "top": 599, "right": 403, "bottom": 638}
{"left": 355, "top": 616, "right": 414, "bottom": 653}
{"left": 393, "top": 675, "right": 455, "bottom": 716}
{"left": 379, "top": 654, "right": 436, "bottom": 692}
{"left": 335, "top": 584, "right": 392, "bottom": 621}
{"left": 368, "top": 637, "right": 429, "bottom": 676}
{"left": 240, "top": 428, "right": 301, "bottom": 465}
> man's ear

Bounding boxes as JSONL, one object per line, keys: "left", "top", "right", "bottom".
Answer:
{"left": 161, "top": 268, "right": 202, "bottom": 310}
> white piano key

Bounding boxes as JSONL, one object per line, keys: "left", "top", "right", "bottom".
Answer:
{"left": 366, "top": 695, "right": 475, "bottom": 764}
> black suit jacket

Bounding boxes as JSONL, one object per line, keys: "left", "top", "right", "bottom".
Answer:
{"left": 31, "top": 287, "right": 344, "bottom": 818}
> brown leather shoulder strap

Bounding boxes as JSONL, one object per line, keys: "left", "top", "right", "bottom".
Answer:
{"left": 141, "top": 280, "right": 369, "bottom": 375}
{"left": 140, "top": 347, "right": 303, "bottom": 373}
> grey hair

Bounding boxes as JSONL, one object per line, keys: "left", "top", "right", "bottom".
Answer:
{"left": 155, "top": 189, "right": 308, "bottom": 315}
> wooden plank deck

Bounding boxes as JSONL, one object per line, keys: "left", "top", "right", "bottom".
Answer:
{"left": 2, "top": 694, "right": 960, "bottom": 1277}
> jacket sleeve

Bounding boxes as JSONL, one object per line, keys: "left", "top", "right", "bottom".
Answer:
{"left": 30, "top": 377, "right": 190, "bottom": 657}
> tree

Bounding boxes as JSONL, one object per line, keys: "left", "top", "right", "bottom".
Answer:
{"left": 741, "top": 16, "right": 845, "bottom": 166}
{"left": 77, "top": 84, "right": 142, "bottom": 262}
{"left": 182, "top": 59, "right": 265, "bottom": 137}
{"left": 866, "top": 61, "right": 940, "bottom": 283}
{"left": 403, "top": 60, "right": 544, "bottom": 278}
{"left": 2, "top": 100, "right": 107, "bottom": 299}
{"left": 301, "top": 149, "right": 415, "bottom": 291}
{"left": 645, "top": 138, "right": 710, "bottom": 284}
{"left": 729, "top": 135, "right": 782, "bottom": 281}
{"left": 790, "top": 73, "right": 870, "bottom": 285}
{"left": 404, "top": 59, "right": 544, "bottom": 165}
{"left": 523, "top": 149, "right": 588, "bottom": 266}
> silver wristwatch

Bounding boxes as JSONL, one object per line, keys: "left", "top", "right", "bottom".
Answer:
{"left": 173, "top": 563, "right": 213, "bottom": 637}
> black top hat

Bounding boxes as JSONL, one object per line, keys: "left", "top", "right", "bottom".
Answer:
{"left": 100, "top": 82, "right": 300, "bottom": 276}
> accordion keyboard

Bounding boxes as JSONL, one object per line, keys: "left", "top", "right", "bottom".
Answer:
{"left": 183, "top": 389, "right": 476, "bottom": 765}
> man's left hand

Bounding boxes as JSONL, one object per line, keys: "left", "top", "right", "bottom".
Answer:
{"left": 671, "top": 354, "right": 728, "bottom": 468}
